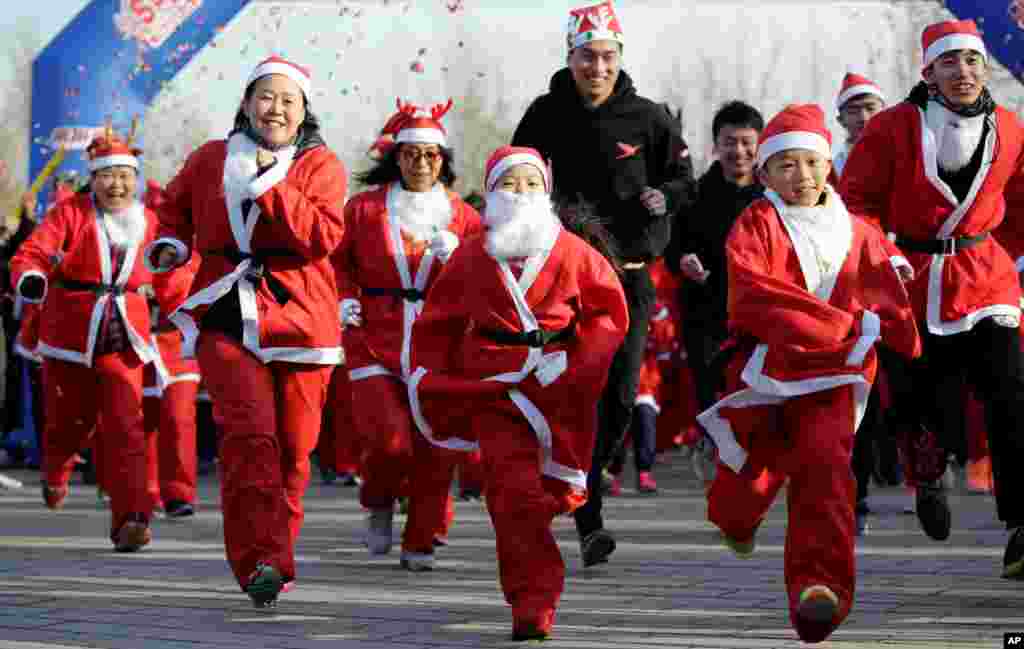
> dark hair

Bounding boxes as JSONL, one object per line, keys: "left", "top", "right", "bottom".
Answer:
{"left": 711, "top": 101, "right": 765, "bottom": 140}
{"left": 355, "top": 143, "right": 458, "bottom": 189}
{"left": 233, "top": 79, "right": 323, "bottom": 149}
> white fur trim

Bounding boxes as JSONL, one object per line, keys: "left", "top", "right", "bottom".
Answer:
{"left": 349, "top": 364, "right": 394, "bottom": 381}
{"left": 88, "top": 155, "right": 138, "bottom": 172}
{"left": 570, "top": 29, "right": 624, "bottom": 51}
{"left": 395, "top": 128, "right": 447, "bottom": 147}
{"left": 407, "top": 367, "right": 480, "bottom": 452}
{"left": 508, "top": 388, "right": 587, "bottom": 489}
{"left": 635, "top": 393, "right": 661, "bottom": 414}
{"left": 16, "top": 270, "right": 48, "bottom": 304}
{"left": 486, "top": 153, "right": 549, "bottom": 192}
{"left": 143, "top": 237, "right": 189, "bottom": 274}
{"left": 756, "top": 132, "right": 832, "bottom": 168}
{"left": 248, "top": 152, "right": 294, "bottom": 198}
{"left": 846, "top": 310, "right": 880, "bottom": 366}
{"left": 143, "top": 386, "right": 162, "bottom": 398}
{"left": 837, "top": 84, "right": 885, "bottom": 111}
{"left": 14, "top": 342, "right": 42, "bottom": 363}
{"left": 246, "top": 61, "right": 311, "bottom": 97}
{"left": 698, "top": 388, "right": 785, "bottom": 472}
{"left": 890, "top": 255, "right": 913, "bottom": 279}
{"left": 1016, "top": 256, "right": 1024, "bottom": 273}
{"left": 924, "top": 33, "right": 987, "bottom": 69}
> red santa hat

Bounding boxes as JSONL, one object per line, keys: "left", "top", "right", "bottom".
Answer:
{"left": 836, "top": 72, "right": 885, "bottom": 111}
{"left": 567, "top": 1, "right": 625, "bottom": 51}
{"left": 86, "top": 126, "right": 141, "bottom": 173}
{"left": 921, "top": 19, "right": 987, "bottom": 69}
{"left": 393, "top": 98, "right": 454, "bottom": 148}
{"left": 756, "top": 104, "right": 833, "bottom": 168}
{"left": 246, "top": 55, "right": 312, "bottom": 98}
{"left": 484, "top": 146, "right": 550, "bottom": 192}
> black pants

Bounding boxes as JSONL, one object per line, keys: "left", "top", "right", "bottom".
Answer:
{"left": 681, "top": 317, "right": 727, "bottom": 413}
{"left": 574, "top": 267, "right": 655, "bottom": 539}
{"left": 852, "top": 383, "right": 882, "bottom": 504}
{"left": 887, "top": 318, "right": 1024, "bottom": 529}
{"left": 608, "top": 403, "right": 658, "bottom": 475}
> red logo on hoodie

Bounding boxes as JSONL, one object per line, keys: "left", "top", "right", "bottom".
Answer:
{"left": 616, "top": 142, "right": 642, "bottom": 159}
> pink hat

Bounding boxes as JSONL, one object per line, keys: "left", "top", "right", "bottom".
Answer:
{"left": 756, "top": 104, "right": 832, "bottom": 168}
{"left": 836, "top": 72, "right": 885, "bottom": 110}
{"left": 567, "top": 1, "right": 625, "bottom": 51}
{"left": 393, "top": 98, "right": 454, "bottom": 148}
{"left": 921, "top": 19, "right": 986, "bottom": 69}
{"left": 246, "top": 55, "right": 312, "bottom": 97}
{"left": 485, "top": 146, "right": 550, "bottom": 192}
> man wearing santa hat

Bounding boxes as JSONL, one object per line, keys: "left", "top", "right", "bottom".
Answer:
{"left": 702, "top": 103, "right": 921, "bottom": 643}
{"left": 147, "top": 55, "right": 347, "bottom": 606}
{"left": 839, "top": 19, "right": 1024, "bottom": 579}
{"left": 833, "top": 72, "right": 885, "bottom": 178}
{"left": 407, "top": 145, "right": 628, "bottom": 640}
{"left": 511, "top": 0, "right": 695, "bottom": 568}
{"left": 332, "top": 99, "right": 481, "bottom": 571}
{"left": 10, "top": 127, "right": 160, "bottom": 552}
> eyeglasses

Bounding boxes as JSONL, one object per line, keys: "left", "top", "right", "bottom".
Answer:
{"left": 400, "top": 149, "right": 442, "bottom": 164}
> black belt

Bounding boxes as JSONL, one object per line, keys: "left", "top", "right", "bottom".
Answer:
{"left": 479, "top": 322, "right": 575, "bottom": 348}
{"left": 213, "top": 248, "right": 293, "bottom": 306}
{"left": 895, "top": 233, "right": 989, "bottom": 256}
{"left": 56, "top": 279, "right": 124, "bottom": 296}
{"left": 363, "top": 287, "right": 425, "bottom": 302}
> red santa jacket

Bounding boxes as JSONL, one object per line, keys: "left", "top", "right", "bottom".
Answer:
{"left": 147, "top": 253, "right": 201, "bottom": 395}
{"left": 839, "top": 102, "right": 1024, "bottom": 335}
{"left": 332, "top": 183, "right": 482, "bottom": 380}
{"left": 146, "top": 134, "right": 347, "bottom": 363}
{"left": 14, "top": 302, "right": 42, "bottom": 362}
{"left": 10, "top": 193, "right": 156, "bottom": 367}
{"left": 698, "top": 192, "right": 921, "bottom": 472}
{"left": 406, "top": 227, "right": 628, "bottom": 491}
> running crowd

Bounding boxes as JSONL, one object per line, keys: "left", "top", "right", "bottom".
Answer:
{"left": 0, "top": 2, "right": 1022, "bottom": 643}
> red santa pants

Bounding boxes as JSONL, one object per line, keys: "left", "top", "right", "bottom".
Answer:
{"left": 143, "top": 380, "right": 199, "bottom": 506}
{"left": 707, "top": 385, "right": 858, "bottom": 644}
{"left": 320, "top": 366, "right": 361, "bottom": 475}
{"left": 476, "top": 407, "right": 583, "bottom": 627}
{"left": 42, "top": 352, "right": 147, "bottom": 540}
{"left": 352, "top": 374, "right": 457, "bottom": 554}
{"left": 197, "top": 332, "right": 331, "bottom": 588}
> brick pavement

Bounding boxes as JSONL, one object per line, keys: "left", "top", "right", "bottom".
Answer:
{"left": 0, "top": 453, "right": 1020, "bottom": 648}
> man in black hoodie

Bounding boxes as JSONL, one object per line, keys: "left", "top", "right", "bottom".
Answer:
{"left": 512, "top": 0, "right": 695, "bottom": 568}
{"left": 665, "top": 101, "right": 764, "bottom": 415}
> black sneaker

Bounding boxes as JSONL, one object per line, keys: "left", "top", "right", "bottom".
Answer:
{"left": 246, "top": 562, "right": 283, "bottom": 608}
{"left": 164, "top": 500, "right": 195, "bottom": 518}
{"left": 580, "top": 529, "right": 616, "bottom": 567}
{"left": 855, "top": 499, "right": 870, "bottom": 537}
{"left": 459, "top": 489, "right": 482, "bottom": 502}
{"left": 1003, "top": 527, "right": 1024, "bottom": 579}
{"left": 915, "top": 480, "right": 951, "bottom": 541}
{"left": 320, "top": 467, "right": 338, "bottom": 486}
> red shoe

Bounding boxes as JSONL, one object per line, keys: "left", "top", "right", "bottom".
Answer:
{"left": 637, "top": 471, "right": 658, "bottom": 494}
{"left": 512, "top": 609, "right": 555, "bottom": 641}
{"left": 41, "top": 483, "right": 69, "bottom": 510}
{"left": 797, "top": 585, "right": 839, "bottom": 624}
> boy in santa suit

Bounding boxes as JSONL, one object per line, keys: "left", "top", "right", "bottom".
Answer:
{"left": 839, "top": 20, "right": 1024, "bottom": 578}
{"left": 332, "top": 99, "right": 481, "bottom": 571}
{"left": 147, "top": 56, "right": 348, "bottom": 606}
{"left": 833, "top": 73, "right": 886, "bottom": 178}
{"left": 10, "top": 129, "right": 160, "bottom": 552}
{"left": 700, "top": 104, "right": 921, "bottom": 643}
{"left": 407, "top": 146, "right": 628, "bottom": 640}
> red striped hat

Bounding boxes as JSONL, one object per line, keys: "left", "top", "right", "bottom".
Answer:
{"left": 246, "top": 55, "right": 311, "bottom": 97}
{"left": 921, "top": 19, "right": 986, "bottom": 69}
{"left": 756, "top": 104, "right": 832, "bottom": 168}
{"left": 836, "top": 72, "right": 885, "bottom": 111}
{"left": 485, "top": 146, "right": 550, "bottom": 192}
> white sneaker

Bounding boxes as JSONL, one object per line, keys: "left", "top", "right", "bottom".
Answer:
{"left": 941, "top": 455, "right": 959, "bottom": 491}
{"left": 400, "top": 551, "right": 435, "bottom": 572}
{"left": 365, "top": 508, "right": 393, "bottom": 555}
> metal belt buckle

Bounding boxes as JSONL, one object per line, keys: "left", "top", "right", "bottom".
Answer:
{"left": 940, "top": 238, "right": 956, "bottom": 256}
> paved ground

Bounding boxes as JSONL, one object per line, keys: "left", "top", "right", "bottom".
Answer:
{"left": 0, "top": 452, "right": 1020, "bottom": 649}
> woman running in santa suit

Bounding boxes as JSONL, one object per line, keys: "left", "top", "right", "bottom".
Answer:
{"left": 332, "top": 99, "right": 481, "bottom": 571}
{"left": 146, "top": 56, "right": 347, "bottom": 607}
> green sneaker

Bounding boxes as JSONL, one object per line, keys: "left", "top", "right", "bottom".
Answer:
{"left": 246, "top": 562, "right": 283, "bottom": 608}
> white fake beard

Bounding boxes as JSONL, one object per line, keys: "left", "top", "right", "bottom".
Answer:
{"left": 483, "top": 190, "right": 561, "bottom": 260}
{"left": 103, "top": 205, "right": 146, "bottom": 249}
{"left": 391, "top": 184, "right": 452, "bottom": 241}
{"left": 779, "top": 187, "right": 852, "bottom": 279}
{"left": 926, "top": 103, "right": 985, "bottom": 173}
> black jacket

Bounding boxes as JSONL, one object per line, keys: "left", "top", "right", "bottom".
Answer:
{"left": 512, "top": 68, "right": 695, "bottom": 262}
{"left": 664, "top": 161, "right": 763, "bottom": 335}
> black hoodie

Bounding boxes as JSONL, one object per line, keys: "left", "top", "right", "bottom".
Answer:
{"left": 512, "top": 68, "right": 695, "bottom": 263}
